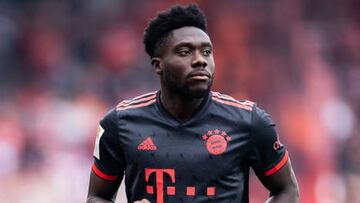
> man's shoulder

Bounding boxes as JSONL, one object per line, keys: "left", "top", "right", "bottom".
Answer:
{"left": 211, "top": 91, "right": 255, "bottom": 112}
{"left": 100, "top": 91, "right": 158, "bottom": 126}
{"left": 115, "top": 91, "right": 158, "bottom": 112}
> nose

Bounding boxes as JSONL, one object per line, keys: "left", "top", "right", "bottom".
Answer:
{"left": 191, "top": 50, "right": 207, "bottom": 68}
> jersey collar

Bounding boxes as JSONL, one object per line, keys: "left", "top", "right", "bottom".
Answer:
{"left": 155, "top": 90, "right": 212, "bottom": 126}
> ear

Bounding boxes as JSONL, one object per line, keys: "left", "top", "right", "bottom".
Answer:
{"left": 151, "top": 57, "right": 163, "bottom": 75}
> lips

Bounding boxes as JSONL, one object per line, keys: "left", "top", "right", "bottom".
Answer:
{"left": 188, "top": 71, "right": 211, "bottom": 80}
{"left": 191, "top": 75, "right": 208, "bottom": 80}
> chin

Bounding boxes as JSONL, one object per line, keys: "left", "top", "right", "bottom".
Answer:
{"left": 165, "top": 77, "right": 213, "bottom": 98}
{"left": 186, "top": 86, "right": 211, "bottom": 98}
{"left": 185, "top": 80, "right": 213, "bottom": 98}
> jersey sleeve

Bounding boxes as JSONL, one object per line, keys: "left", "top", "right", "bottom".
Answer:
{"left": 92, "top": 108, "right": 125, "bottom": 181}
{"left": 247, "top": 105, "right": 288, "bottom": 177}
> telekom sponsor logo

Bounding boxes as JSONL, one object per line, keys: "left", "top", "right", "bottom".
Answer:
{"left": 145, "top": 169, "right": 175, "bottom": 203}
{"left": 145, "top": 168, "right": 216, "bottom": 203}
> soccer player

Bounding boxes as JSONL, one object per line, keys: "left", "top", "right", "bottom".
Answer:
{"left": 86, "top": 4, "right": 300, "bottom": 203}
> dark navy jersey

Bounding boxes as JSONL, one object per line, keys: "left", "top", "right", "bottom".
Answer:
{"left": 92, "top": 91, "right": 288, "bottom": 203}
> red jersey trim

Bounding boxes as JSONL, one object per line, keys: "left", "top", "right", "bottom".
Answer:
{"left": 116, "top": 99, "right": 156, "bottom": 111}
{"left": 116, "top": 93, "right": 157, "bottom": 109}
{"left": 212, "top": 92, "right": 254, "bottom": 111}
{"left": 124, "top": 91, "right": 157, "bottom": 102}
{"left": 92, "top": 164, "right": 118, "bottom": 181}
{"left": 212, "top": 92, "right": 254, "bottom": 106}
{"left": 212, "top": 97, "right": 253, "bottom": 111}
{"left": 265, "top": 150, "right": 289, "bottom": 176}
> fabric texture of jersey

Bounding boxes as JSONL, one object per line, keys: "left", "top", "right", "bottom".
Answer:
{"left": 92, "top": 91, "right": 288, "bottom": 203}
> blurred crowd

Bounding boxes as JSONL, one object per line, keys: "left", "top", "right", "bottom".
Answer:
{"left": 0, "top": 0, "right": 359, "bottom": 202}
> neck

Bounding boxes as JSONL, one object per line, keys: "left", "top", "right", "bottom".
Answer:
{"left": 160, "top": 87, "right": 207, "bottom": 122}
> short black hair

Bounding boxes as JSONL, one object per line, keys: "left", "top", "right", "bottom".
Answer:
{"left": 143, "top": 4, "right": 208, "bottom": 58}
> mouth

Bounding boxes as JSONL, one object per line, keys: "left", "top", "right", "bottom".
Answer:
{"left": 191, "top": 75, "right": 209, "bottom": 80}
{"left": 188, "top": 71, "right": 211, "bottom": 81}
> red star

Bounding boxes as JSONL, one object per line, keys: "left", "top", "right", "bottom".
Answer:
{"left": 226, "top": 136, "right": 232, "bottom": 141}
{"left": 207, "top": 130, "right": 212, "bottom": 135}
{"left": 221, "top": 131, "right": 227, "bottom": 136}
{"left": 202, "top": 135, "right": 207, "bottom": 140}
{"left": 214, "top": 129, "right": 220, "bottom": 134}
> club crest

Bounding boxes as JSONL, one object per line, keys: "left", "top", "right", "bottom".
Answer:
{"left": 202, "top": 129, "right": 231, "bottom": 155}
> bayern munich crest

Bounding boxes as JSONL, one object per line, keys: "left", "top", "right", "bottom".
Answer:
{"left": 202, "top": 129, "right": 231, "bottom": 155}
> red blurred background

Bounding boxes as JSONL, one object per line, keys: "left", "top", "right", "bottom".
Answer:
{"left": 0, "top": 0, "right": 359, "bottom": 202}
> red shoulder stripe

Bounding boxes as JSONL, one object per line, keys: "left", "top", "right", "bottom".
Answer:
{"left": 212, "top": 97, "right": 253, "bottom": 111}
{"left": 212, "top": 92, "right": 254, "bottom": 108}
{"left": 116, "top": 94, "right": 156, "bottom": 108}
{"left": 116, "top": 99, "right": 156, "bottom": 111}
{"left": 122, "top": 91, "right": 157, "bottom": 104}
{"left": 265, "top": 150, "right": 289, "bottom": 176}
{"left": 92, "top": 164, "right": 118, "bottom": 181}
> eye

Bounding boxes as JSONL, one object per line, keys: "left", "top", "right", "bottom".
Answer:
{"left": 202, "top": 49, "right": 212, "bottom": 56}
{"left": 178, "top": 49, "right": 191, "bottom": 56}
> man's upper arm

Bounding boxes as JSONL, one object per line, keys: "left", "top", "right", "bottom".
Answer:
{"left": 247, "top": 105, "right": 288, "bottom": 176}
{"left": 87, "top": 170, "right": 122, "bottom": 202}
{"left": 87, "top": 108, "right": 125, "bottom": 202}
{"left": 257, "top": 158, "right": 299, "bottom": 199}
{"left": 247, "top": 105, "right": 299, "bottom": 201}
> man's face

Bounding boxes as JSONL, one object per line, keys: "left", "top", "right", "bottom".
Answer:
{"left": 156, "top": 26, "right": 215, "bottom": 98}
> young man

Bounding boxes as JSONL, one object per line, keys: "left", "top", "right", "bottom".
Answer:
{"left": 87, "top": 4, "right": 299, "bottom": 203}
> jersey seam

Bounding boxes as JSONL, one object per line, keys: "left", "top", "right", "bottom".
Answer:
{"left": 247, "top": 104, "right": 258, "bottom": 174}
{"left": 115, "top": 109, "right": 128, "bottom": 168}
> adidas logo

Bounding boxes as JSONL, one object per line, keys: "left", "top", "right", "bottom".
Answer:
{"left": 137, "top": 137, "right": 157, "bottom": 151}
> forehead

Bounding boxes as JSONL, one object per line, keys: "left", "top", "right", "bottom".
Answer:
{"left": 167, "top": 26, "right": 211, "bottom": 47}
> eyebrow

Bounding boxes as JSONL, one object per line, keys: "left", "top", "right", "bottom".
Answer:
{"left": 174, "top": 42, "right": 213, "bottom": 49}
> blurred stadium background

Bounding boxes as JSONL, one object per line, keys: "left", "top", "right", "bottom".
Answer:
{"left": 0, "top": 0, "right": 359, "bottom": 202}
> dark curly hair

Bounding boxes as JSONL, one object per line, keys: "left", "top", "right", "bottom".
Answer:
{"left": 143, "top": 4, "right": 208, "bottom": 58}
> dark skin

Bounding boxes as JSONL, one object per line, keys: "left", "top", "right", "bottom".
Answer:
{"left": 87, "top": 26, "right": 300, "bottom": 202}
{"left": 152, "top": 26, "right": 215, "bottom": 122}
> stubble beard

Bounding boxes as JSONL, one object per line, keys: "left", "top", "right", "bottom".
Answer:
{"left": 163, "top": 73, "right": 214, "bottom": 98}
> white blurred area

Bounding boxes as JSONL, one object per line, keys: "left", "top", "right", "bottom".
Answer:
{"left": 0, "top": 0, "right": 359, "bottom": 202}
{"left": 0, "top": 95, "right": 103, "bottom": 202}
{"left": 320, "top": 98, "right": 355, "bottom": 140}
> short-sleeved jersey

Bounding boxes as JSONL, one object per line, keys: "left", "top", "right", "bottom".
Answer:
{"left": 92, "top": 91, "right": 288, "bottom": 203}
